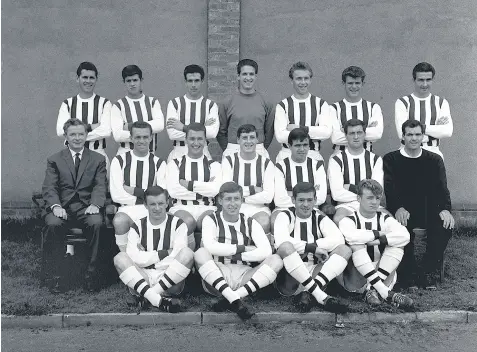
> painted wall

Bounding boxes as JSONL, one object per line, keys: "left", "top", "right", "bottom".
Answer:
{"left": 241, "top": 0, "right": 477, "bottom": 207}
{"left": 1, "top": 0, "right": 207, "bottom": 203}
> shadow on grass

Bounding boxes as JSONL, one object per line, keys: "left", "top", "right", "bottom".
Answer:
{"left": 2, "top": 219, "right": 477, "bottom": 315}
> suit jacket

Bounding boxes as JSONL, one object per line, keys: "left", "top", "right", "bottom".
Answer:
{"left": 42, "top": 148, "right": 107, "bottom": 211}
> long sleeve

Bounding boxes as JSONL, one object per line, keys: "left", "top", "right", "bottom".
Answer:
{"left": 168, "top": 222, "right": 189, "bottom": 259}
{"left": 314, "top": 162, "right": 327, "bottom": 206}
{"left": 339, "top": 217, "right": 376, "bottom": 245}
{"left": 425, "top": 99, "right": 453, "bottom": 139}
{"left": 395, "top": 99, "right": 408, "bottom": 140}
{"left": 273, "top": 212, "right": 305, "bottom": 250}
{"left": 328, "top": 157, "right": 357, "bottom": 203}
{"left": 316, "top": 215, "right": 345, "bottom": 252}
{"left": 166, "top": 160, "right": 197, "bottom": 201}
{"left": 382, "top": 153, "right": 402, "bottom": 214}
{"left": 371, "top": 157, "right": 384, "bottom": 187}
{"left": 433, "top": 154, "right": 452, "bottom": 212}
{"left": 165, "top": 100, "right": 184, "bottom": 141}
{"left": 154, "top": 161, "right": 167, "bottom": 189}
{"left": 126, "top": 227, "right": 160, "bottom": 268}
{"left": 42, "top": 158, "right": 61, "bottom": 208}
{"left": 201, "top": 216, "right": 242, "bottom": 256}
{"left": 241, "top": 219, "right": 272, "bottom": 262}
{"left": 56, "top": 102, "right": 70, "bottom": 137}
{"left": 110, "top": 103, "right": 131, "bottom": 143}
{"left": 263, "top": 101, "right": 275, "bottom": 149}
{"left": 90, "top": 158, "right": 107, "bottom": 207}
{"left": 330, "top": 106, "right": 347, "bottom": 146}
{"left": 86, "top": 100, "right": 112, "bottom": 141}
{"left": 381, "top": 217, "right": 410, "bottom": 247}
{"left": 274, "top": 165, "right": 293, "bottom": 208}
{"left": 217, "top": 100, "right": 230, "bottom": 151}
{"left": 308, "top": 102, "right": 332, "bottom": 140}
{"left": 148, "top": 99, "right": 165, "bottom": 133}
{"left": 365, "top": 104, "right": 383, "bottom": 142}
{"left": 109, "top": 157, "right": 137, "bottom": 205}
{"left": 274, "top": 102, "right": 289, "bottom": 144}
{"left": 192, "top": 162, "right": 222, "bottom": 197}
{"left": 244, "top": 161, "right": 275, "bottom": 205}
{"left": 206, "top": 103, "right": 220, "bottom": 139}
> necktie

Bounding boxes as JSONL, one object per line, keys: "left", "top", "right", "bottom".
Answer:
{"left": 74, "top": 153, "right": 81, "bottom": 177}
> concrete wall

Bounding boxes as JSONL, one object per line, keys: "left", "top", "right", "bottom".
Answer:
{"left": 1, "top": 0, "right": 207, "bottom": 204}
{"left": 241, "top": 0, "right": 477, "bottom": 207}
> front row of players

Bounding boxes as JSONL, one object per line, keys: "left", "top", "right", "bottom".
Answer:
{"left": 113, "top": 180, "right": 414, "bottom": 319}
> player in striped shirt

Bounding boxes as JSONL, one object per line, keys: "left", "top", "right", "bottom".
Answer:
{"left": 194, "top": 182, "right": 283, "bottom": 320}
{"left": 274, "top": 182, "right": 350, "bottom": 313}
{"left": 330, "top": 66, "right": 383, "bottom": 152}
{"left": 110, "top": 121, "right": 167, "bottom": 252}
{"left": 56, "top": 62, "right": 112, "bottom": 168}
{"left": 114, "top": 186, "right": 194, "bottom": 313}
{"left": 395, "top": 62, "right": 453, "bottom": 159}
{"left": 328, "top": 119, "right": 383, "bottom": 225}
{"left": 274, "top": 62, "right": 332, "bottom": 162}
{"left": 111, "top": 65, "right": 165, "bottom": 155}
{"left": 167, "top": 123, "right": 222, "bottom": 249}
{"left": 274, "top": 128, "right": 327, "bottom": 211}
{"left": 338, "top": 180, "right": 414, "bottom": 309}
{"left": 222, "top": 124, "right": 274, "bottom": 235}
{"left": 166, "top": 64, "right": 219, "bottom": 161}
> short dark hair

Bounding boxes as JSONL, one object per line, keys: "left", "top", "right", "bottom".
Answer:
{"left": 289, "top": 61, "right": 313, "bottom": 79}
{"left": 76, "top": 62, "right": 98, "bottom": 77}
{"left": 218, "top": 181, "right": 243, "bottom": 198}
{"left": 357, "top": 179, "right": 383, "bottom": 198}
{"left": 63, "top": 118, "right": 87, "bottom": 134}
{"left": 184, "top": 64, "right": 205, "bottom": 80}
{"left": 144, "top": 186, "right": 169, "bottom": 203}
{"left": 130, "top": 121, "right": 152, "bottom": 136}
{"left": 237, "top": 59, "right": 258, "bottom": 75}
{"left": 343, "top": 119, "right": 367, "bottom": 134}
{"left": 237, "top": 124, "right": 257, "bottom": 138}
{"left": 292, "top": 182, "right": 316, "bottom": 199}
{"left": 341, "top": 66, "right": 365, "bottom": 83}
{"left": 288, "top": 128, "right": 310, "bottom": 146}
{"left": 412, "top": 62, "right": 435, "bottom": 80}
{"left": 122, "top": 65, "right": 143, "bottom": 81}
{"left": 185, "top": 122, "right": 206, "bottom": 137}
{"left": 401, "top": 119, "right": 423, "bottom": 135}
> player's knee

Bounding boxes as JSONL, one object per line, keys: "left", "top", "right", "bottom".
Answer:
{"left": 177, "top": 247, "right": 194, "bottom": 268}
{"left": 174, "top": 211, "right": 197, "bottom": 234}
{"left": 350, "top": 244, "right": 365, "bottom": 253}
{"left": 45, "top": 213, "right": 65, "bottom": 228}
{"left": 194, "top": 247, "right": 212, "bottom": 266}
{"left": 113, "top": 252, "right": 133, "bottom": 272}
{"left": 333, "top": 244, "right": 352, "bottom": 260}
{"left": 254, "top": 212, "right": 270, "bottom": 233}
{"left": 276, "top": 241, "right": 296, "bottom": 259}
{"left": 86, "top": 214, "right": 103, "bottom": 228}
{"left": 333, "top": 208, "right": 350, "bottom": 225}
{"left": 264, "top": 254, "right": 284, "bottom": 272}
{"left": 112, "top": 213, "right": 132, "bottom": 233}
{"left": 269, "top": 210, "right": 281, "bottom": 233}
{"left": 196, "top": 210, "right": 214, "bottom": 231}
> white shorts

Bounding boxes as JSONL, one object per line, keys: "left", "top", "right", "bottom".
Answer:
{"left": 223, "top": 143, "right": 269, "bottom": 158}
{"left": 202, "top": 262, "right": 253, "bottom": 294}
{"left": 167, "top": 145, "right": 212, "bottom": 163}
{"left": 276, "top": 148, "right": 323, "bottom": 163}
{"left": 117, "top": 205, "right": 148, "bottom": 221}
{"left": 169, "top": 204, "right": 216, "bottom": 221}
{"left": 240, "top": 203, "right": 271, "bottom": 218}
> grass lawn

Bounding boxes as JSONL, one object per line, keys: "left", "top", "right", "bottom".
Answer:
{"left": 1, "top": 219, "right": 476, "bottom": 315}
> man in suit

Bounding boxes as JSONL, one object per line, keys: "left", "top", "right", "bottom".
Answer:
{"left": 42, "top": 118, "right": 107, "bottom": 293}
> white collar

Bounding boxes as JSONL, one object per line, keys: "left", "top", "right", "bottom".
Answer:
{"left": 400, "top": 148, "right": 422, "bottom": 158}
{"left": 69, "top": 148, "right": 84, "bottom": 159}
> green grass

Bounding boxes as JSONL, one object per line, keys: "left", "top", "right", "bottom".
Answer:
{"left": 2, "top": 219, "right": 476, "bottom": 316}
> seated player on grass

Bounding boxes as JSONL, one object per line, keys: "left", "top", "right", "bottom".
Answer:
{"left": 274, "top": 182, "right": 350, "bottom": 313}
{"left": 194, "top": 182, "right": 283, "bottom": 320}
{"left": 114, "top": 186, "right": 194, "bottom": 313}
{"left": 338, "top": 179, "right": 414, "bottom": 309}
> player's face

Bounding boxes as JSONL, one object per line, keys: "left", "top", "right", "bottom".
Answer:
{"left": 346, "top": 125, "right": 365, "bottom": 150}
{"left": 413, "top": 72, "right": 433, "bottom": 98}
{"left": 291, "top": 69, "right": 311, "bottom": 96}
{"left": 344, "top": 76, "right": 363, "bottom": 100}
{"left": 131, "top": 127, "right": 152, "bottom": 154}
{"left": 238, "top": 131, "right": 258, "bottom": 153}
{"left": 289, "top": 138, "right": 310, "bottom": 163}
{"left": 186, "top": 129, "right": 206, "bottom": 157}
{"left": 219, "top": 191, "right": 243, "bottom": 217}
{"left": 145, "top": 194, "right": 168, "bottom": 221}
{"left": 65, "top": 125, "right": 87, "bottom": 151}
{"left": 403, "top": 126, "right": 424, "bottom": 150}
{"left": 358, "top": 189, "right": 381, "bottom": 215}
{"left": 77, "top": 69, "right": 97, "bottom": 95}
{"left": 237, "top": 65, "right": 256, "bottom": 92}
{"left": 293, "top": 191, "right": 316, "bottom": 218}
{"left": 124, "top": 74, "right": 143, "bottom": 98}
{"left": 185, "top": 73, "right": 203, "bottom": 99}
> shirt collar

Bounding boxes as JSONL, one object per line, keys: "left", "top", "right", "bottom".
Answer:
{"left": 69, "top": 147, "right": 85, "bottom": 159}
{"left": 400, "top": 147, "right": 422, "bottom": 158}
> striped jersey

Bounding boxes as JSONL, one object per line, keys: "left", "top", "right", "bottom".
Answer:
{"left": 166, "top": 95, "right": 219, "bottom": 147}
{"left": 275, "top": 94, "right": 331, "bottom": 151}
{"left": 57, "top": 94, "right": 110, "bottom": 150}
{"left": 330, "top": 98, "right": 383, "bottom": 151}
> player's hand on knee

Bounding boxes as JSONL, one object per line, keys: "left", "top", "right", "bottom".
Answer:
{"left": 439, "top": 210, "right": 455, "bottom": 229}
{"left": 53, "top": 206, "right": 68, "bottom": 220}
{"left": 315, "top": 248, "right": 328, "bottom": 263}
{"left": 85, "top": 204, "right": 100, "bottom": 215}
{"left": 395, "top": 207, "right": 410, "bottom": 226}
{"left": 293, "top": 241, "right": 306, "bottom": 254}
